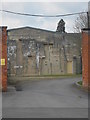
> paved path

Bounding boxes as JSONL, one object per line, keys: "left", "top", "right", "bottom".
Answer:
{"left": 2, "top": 77, "right": 88, "bottom": 118}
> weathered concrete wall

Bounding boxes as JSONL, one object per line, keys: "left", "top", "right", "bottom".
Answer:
{"left": 7, "top": 27, "right": 82, "bottom": 77}
{"left": 0, "top": 27, "right": 7, "bottom": 91}
{"left": 8, "top": 38, "right": 39, "bottom": 76}
{"left": 40, "top": 43, "right": 62, "bottom": 75}
{"left": 7, "top": 40, "right": 17, "bottom": 75}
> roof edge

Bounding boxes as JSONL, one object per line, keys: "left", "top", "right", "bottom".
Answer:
{"left": 7, "top": 26, "right": 56, "bottom": 33}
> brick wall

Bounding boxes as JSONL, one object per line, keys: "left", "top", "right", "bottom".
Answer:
{"left": 82, "top": 29, "right": 90, "bottom": 90}
{"left": 0, "top": 27, "right": 7, "bottom": 92}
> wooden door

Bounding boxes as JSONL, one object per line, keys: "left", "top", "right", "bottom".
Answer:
{"left": 67, "top": 61, "right": 73, "bottom": 74}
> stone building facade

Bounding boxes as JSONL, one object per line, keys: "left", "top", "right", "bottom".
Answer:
{"left": 7, "top": 27, "right": 82, "bottom": 76}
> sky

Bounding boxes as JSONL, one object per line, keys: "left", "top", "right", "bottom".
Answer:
{"left": 0, "top": 2, "right": 88, "bottom": 33}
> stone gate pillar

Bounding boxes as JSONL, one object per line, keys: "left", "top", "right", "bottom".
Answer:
{"left": 0, "top": 26, "right": 7, "bottom": 92}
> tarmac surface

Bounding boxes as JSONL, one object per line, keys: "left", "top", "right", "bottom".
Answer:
{"left": 2, "top": 77, "right": 88, "bottom": 118}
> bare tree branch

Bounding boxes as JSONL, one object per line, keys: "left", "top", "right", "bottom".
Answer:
{"left": 73, "top": 13, "right": 88, "bottom": 33}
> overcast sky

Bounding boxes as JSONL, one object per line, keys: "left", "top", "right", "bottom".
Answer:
{"left": 0, "top": 2, "right": 88, "bottom": 32}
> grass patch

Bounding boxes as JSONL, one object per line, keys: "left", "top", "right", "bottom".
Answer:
{"left": 15, "top": 74, "right": 82, "bottom": 77}
{"left": 77, "top": 81, "right": 82, "bottom": 86}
